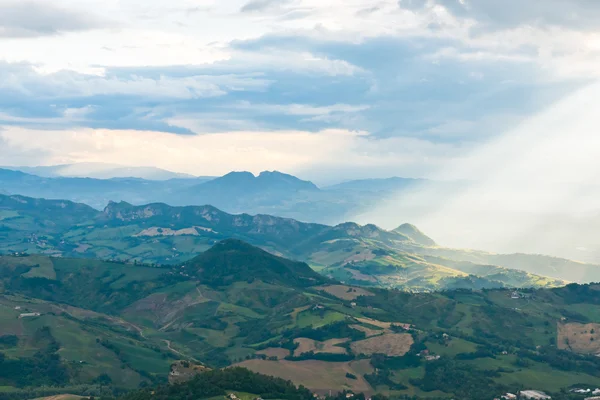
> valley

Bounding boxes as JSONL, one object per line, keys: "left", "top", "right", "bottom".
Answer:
{"left": 2, "top": 195, "right": 600, "bottom": 399}
{"left": 1, "top": 240, "right": 600, "bottom": 399}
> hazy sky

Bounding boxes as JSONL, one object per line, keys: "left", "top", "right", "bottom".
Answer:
{"left": 1, "top": 0, "right": 599, "bottom": 181}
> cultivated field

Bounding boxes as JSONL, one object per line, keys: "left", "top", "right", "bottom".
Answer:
{"left": 315, "top": 285, "right": 374, "bottom": 301}
{"left": 235, "top": 359, "right": 374, "bottom": 394}
{"left": 350, "top": 333, "right": 414, "bottom": 356}
{"left": 355, "top": 317, "right": 392, "bottom": 329}
{"left": 293, "top": 338, "right": 349, "bottom": 356}
{"left": 558, "top": 322, "right": 600, "bottom": 354}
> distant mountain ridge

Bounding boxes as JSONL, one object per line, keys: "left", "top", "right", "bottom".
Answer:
{"left": 195, "top": 171, "right": 319, "bottom": 192}
{"left": 0, "top": 166, "right": 448, "bottom": 224}
{"left": 323, "top": 176, "right": 428, "bottom": 192}
{"left": 9, "top": 162, "right": 200, "bottom": 180}
{"left": 0, "top": 193, "right": 588, "bottom": 290}
{"left": 394, "top": 223, "right": 436, "bottom": 246}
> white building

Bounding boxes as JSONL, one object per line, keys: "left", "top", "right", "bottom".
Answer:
{"left": 18, "top": 312, "right": 41, "bottom": 318}
{"left": 520, "top": 390, "right": 551, "bottom": 399}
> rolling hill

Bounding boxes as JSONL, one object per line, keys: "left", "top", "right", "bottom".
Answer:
{"left": 184, "top": 239, "right": 328, "bottom": 287}
{"left": 0, "top": 194, "right": 589, "bottom": 290}
{"left": 2, "top": 243, "right": 600, "bottom": 399}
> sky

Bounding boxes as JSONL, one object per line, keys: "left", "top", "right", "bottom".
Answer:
{"left": 1, "top": 0, "right": 599, "bottom": 183}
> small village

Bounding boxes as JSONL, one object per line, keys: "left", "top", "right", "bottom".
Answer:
{"left": 496, "top": 387, "right": 600, "bottom": 400}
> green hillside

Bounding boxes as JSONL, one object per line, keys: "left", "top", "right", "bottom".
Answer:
{"left": 0, "top": 194, "right": 589, "bottom": 290}
{"left": 184, "top": 239, "right": 328, "bottom": 287}
{"left": 1, "top": 243, "right": 600, "bottom": 399}
{"left": 119, "top": 367, "right": 314, "bottom": 400}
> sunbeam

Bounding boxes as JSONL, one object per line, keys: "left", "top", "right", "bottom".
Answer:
{"left": 356, "top": 81, "right": 600, "bottom": 265}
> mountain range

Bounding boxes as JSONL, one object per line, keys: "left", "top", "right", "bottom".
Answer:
{"left": 7, "top": 163, "right": 201, "bottom": 180}
{"left": 0, "top": 166, "right": 445, "bottom": 225}
{"left": 2, "top": 193, "right": 596, "bottom": 291}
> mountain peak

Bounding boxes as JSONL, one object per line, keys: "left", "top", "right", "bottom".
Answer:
{"left": 191, "top": 171, "right": 319, "bottom": 196}
{"left": 257, "top": 171, "right": 318, "bottom": 190}
{"left": 393, "top": 223, "right": 436, "bottom": 246}
{"left": 257, "top": 170, "right": 293, "bottom": 178}
{"left": 220, "top": 171, "right": 256, "bottom": 180}
{"left": 103, "top": 200, "right": 134, "bottom": 212}
{"left": 184, "top": 239, "right": 327, "bottom": 287}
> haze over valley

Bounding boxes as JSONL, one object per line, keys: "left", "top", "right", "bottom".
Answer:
{"left": 3, "top": 163, "right": 600, "bottom": 264}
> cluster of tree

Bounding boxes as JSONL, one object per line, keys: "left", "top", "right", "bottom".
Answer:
{"left": 0, "top": 335, "right": 18, "bottom": 348}
{"left": 370, "top": 353, "right": 421, "bottom": 370}
{"left": 118, "top": 367, "right": 314, "bottom": 400}
{"left": 364, "top": 369, "right": 408, "bottom": 391}
{"left": 0, "top": 327, "right": 69, "bottom": 388}
{"left": 409, "top": 357, "right": 507, "bottom": 400}
{"left": 285, "top": 351, "right": 354, "bottom": 362}
{"left": 455, "top": 346, "right": 496, "bottom": 360}
{"left": 557, "top": 283, "right": 600, "bottom": 305}
{"left": 0, "top": 386, "right": 122, "bottom": 400}
{"left": 517, "top": 346, "right": 600, "bottom": 377}
{"left": 251, "top": 321, "right": 367, "bottom": 355}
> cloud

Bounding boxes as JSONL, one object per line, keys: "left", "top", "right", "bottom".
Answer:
{"left": 398, "top": 0, "right": 428, "bottom": 11}
{"left": 229, "top": 102, "right": 370, "bottom": 116}
{"left": 0, "top": 0, "right": 597, "bottom": 181}
{"left": 241, "top": 0, "right": 293, "bottom": 13}
{"left": 0, "top": 62, "right": 273, "bottom": 99}
{"left": 428, "top": 0, "right": 600, "bottom": 31}
{"left": 0, "top": 126, "right": 461, "bottom": 181}
{"left": 0, "top": 1, "right": 108, "bottom": 38}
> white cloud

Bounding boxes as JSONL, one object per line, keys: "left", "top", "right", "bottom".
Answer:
{"left": 0, "top": 0, "right": 596, "bottom": 81}
{"left": 0, "top": 64, "right": 273, "bottom": 99}
{"left": 229, "top": 102, "right": 370, "bottom": 116}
